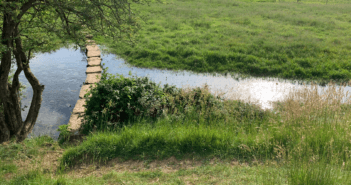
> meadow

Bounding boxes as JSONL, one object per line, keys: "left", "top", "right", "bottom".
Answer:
{"left": 96, "top": 0, "right": 351, "bottom": 86}
{"left": 2, "top": 0, "right": 351, "bottom": 184}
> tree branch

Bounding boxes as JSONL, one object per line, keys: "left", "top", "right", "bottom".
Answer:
{"left": 17, "top": 0, "right": 37, "bottom": 21}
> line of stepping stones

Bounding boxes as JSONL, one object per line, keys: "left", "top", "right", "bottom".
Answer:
{"left": 67, "top": 35, "right": 102, "bottom": 135}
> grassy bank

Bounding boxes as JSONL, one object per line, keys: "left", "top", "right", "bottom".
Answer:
{"left": 95, "top": 0, "right": 351, "bottom": 86}
{"left": 2, "top": 72, "right": 351, "bottom": 184}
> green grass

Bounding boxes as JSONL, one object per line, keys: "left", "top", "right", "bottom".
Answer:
{"left": 2, "top": 0, "right": 351, "bottom": 184}
{"left": 95, "top": 0, "right": 351, "bottom": 86}
{"left": 0, "top": 162, "right": 290, "bottom": 184}
{"left": 0, "top": 135, "right": 56, "bottom": 162}
{"left": 56, "top": 79, "right": 351, "bottom": 184}
{"left": 59, "top": 94, "right": 351, "bottom": 167}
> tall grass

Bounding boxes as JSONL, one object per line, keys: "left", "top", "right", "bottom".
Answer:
{"left": 59, "top": 78, "right": 351, "bottom": 184}
{"left": 54, "top": 72, "right": 351, "bottom": 183}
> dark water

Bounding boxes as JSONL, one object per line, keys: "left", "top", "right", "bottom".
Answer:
{"left": 10, "top": 45, "right": 351, "bottom": 140}
{"left": 15, "top": 46, "right": 87, "bottom": 139}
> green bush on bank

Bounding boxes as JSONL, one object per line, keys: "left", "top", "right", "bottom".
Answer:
{"left": 79, "top": 64, "right": 226, "bottom": 135}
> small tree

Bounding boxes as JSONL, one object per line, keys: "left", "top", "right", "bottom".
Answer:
{"left": 0, "top": 0, "right": 152, "bottom": 144}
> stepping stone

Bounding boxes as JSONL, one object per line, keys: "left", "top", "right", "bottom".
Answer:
{"left": 86, "top": 45, "right": 99, "bottom": 51}
{"left": 85, "top": 73, "right": 101, "bottom": 84}
{"left": 72, "top": 99, "right": 86, "bottom": 114}
{"left": 67, "top": 113, "right": 86, "bottom": 134}
{"left": 86, "top": 66, "right": 102, "bottom": 74}
{"left": 86, "top": 40, "right": 96, "bottom": 45}
{"left": 86, "top": 34, "right": 93, "bottom": 39}
{"left": 87, "top": 50, "right": 101, "bottom": 58}
{"left": 87, "top": 57, "right": 101, "bottom": 67}
{"left": 79, "top": 84, "right": 97, "bottom": 99}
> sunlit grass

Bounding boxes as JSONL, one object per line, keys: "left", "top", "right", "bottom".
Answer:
{"left": 95, "top": 0, "right": 351, "bottom": 86}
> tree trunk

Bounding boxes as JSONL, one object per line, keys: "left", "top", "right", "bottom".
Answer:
{"left": 0, "top": 12, "right": 45, "bottom": 144}
{"left": 0, "top": 12, "right": 16, "bottom": 143}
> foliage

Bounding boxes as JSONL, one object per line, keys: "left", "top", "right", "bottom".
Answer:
{"left": 80, "top": 64, "right": 225, "bottom": 135}
{"left": 57, "top": 125, "right": 72, "bottom": 145}
{"left": 80, "top": 66, "right": 169, "bottom": 134}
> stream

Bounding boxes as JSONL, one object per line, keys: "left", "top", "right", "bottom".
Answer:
{"left": 7, "top": 45, "right": 351, "bottom": 140}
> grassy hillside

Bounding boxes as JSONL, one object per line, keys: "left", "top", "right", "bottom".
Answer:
{"left": 96, "top": 0, "right": 351, "bottom": 85}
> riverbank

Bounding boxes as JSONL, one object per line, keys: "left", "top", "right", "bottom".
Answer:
{"left": 94, "top": 0, "right": 351, "bottom": 86}
{"left": 2, "top": 75, "right": 351, "bottom": 184}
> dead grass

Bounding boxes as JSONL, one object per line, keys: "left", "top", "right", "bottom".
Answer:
{"left": 62, "top": 156, "right": 248, "bottom": 179}
{"left": 271, "top": 80, "right": 351, "bottom": 124}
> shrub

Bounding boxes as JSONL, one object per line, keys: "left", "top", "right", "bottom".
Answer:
{"left": 79, "top": 65, "right": 225, "bottom": 135}
{"left": 80, "top": 67, "right": 170, "bottom": 134}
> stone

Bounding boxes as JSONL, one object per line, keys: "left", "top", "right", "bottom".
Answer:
{"left": 86, "top": 40, "right": 96, "bottom": 45}
{"left": 85, "top": 73, "right": 101, "bottom": 84}
{"left": 86, "top": 66, "right": 102, "bottom": 74}
{"left": 72, "top": 99, "right": 86, "bottom": 114}
{"left": 79, "top": 84, "right": 97, "bottom": 99}
{"left": 86, "top": 45, "right": 99, "bottom": 51}
{"left": 87, "top": 50, "right": 101, "bottom": 58}
{"left": 87, "top": 57, "right": 101, "bottom": 67}
{"left": 86, "top": 34, "right": 93, "bottom": 39}
{"left": 67, "top": 113, "right": 86, "bottom": 133}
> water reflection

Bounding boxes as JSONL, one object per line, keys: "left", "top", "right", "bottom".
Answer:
{"left": 98, "top": 45, "right": 351, "bottom": 112}
{"left": 9, "top": 44, "right": 351, "bottom": 139}
{"left": 14, "top": 46, "right": 87, "bottom": 139}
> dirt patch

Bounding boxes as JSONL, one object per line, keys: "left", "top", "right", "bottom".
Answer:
{"left": 3, "top": 139, "right": 250, "bottom": 182}
{"left": 10, "top": 145, "right": 65, "bottom": 176}
{"left": 63, "top": 156, "right": 246, "bottom": 179}
{"left": 65, "top": 156, "right": 202, "bottom": 178}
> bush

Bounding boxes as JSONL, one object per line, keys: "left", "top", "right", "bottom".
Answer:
{"left": 80, "top": 66, "right": 170, "bottom": 134}
{"left": 79, "top": 64, "right": 225, "bottom": 135}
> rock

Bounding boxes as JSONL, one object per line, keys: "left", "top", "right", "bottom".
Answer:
{"left": 87, "top": 50, "right": 101, "bottom": 58}
{"left": 79, "top": 84, "right": 97, "bottom": 99}
{"left": 87, "top": 57, "right": 101, "bottom": 67}
{"left": 85, "top": 73, "right": 101, "bottom": 84}
{"left": 72, "top": 99, "right": 86, "bottom": 114}
{"left": 67, "top": 113, "right": 86, "bottom": 134}
{"left": 86, "top": 66, "right": 102, "bottom": 74}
